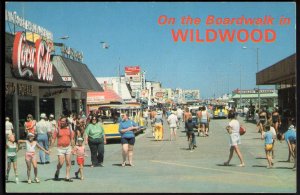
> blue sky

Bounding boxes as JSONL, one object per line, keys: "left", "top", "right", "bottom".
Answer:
{"left": 5, "top": 2, "right": 296, "bottom": 99}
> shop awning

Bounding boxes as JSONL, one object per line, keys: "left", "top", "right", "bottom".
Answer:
{"left": 60, "top": 56, "right": 103, "bottom": 91}
{"left": 231, "top": 93, "right": 278, "bottom": 99}
{"left": 256, "top": 53, "right": 295, "bottom": 85}
{"left": 87, "top": 89, "right": 123, "bottom": 105}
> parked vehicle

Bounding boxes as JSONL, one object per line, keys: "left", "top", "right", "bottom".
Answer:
{"left": 97, "top": 104, "right": 145, "bottom": 140}
{"left": 213, "top": 105, "right": 228, "bottom": 119}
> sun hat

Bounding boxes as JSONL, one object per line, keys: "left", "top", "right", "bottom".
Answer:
{"left": 40, "top": 113, "right": 46, "bottom": 118}
{"left": 49, "top": 114, "right": 54, "bottom": 118}
{"left": 77, "top": 137, "right": 84, "bottom": 141}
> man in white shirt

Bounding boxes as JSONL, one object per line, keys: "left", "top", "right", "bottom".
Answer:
{"left": 243, "top": 106, "right": 249, "bottom": 117}
{"left": 5, "top": 117, "right": 14, "bottom": 140}
{"left": 36, "top": 113, "right": 51, "bottom": 164}
{"left": 176, "top": 107, "right": 183, "bottom": 128}
{"left": 143, "top": 109, "right": 149, "bottom": 127}
{"left": 167, "top": 111, "right": 178, "bottom": 141}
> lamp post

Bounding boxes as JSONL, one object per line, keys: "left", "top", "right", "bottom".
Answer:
{"left": 239, "top": 64, "right": 242, "bottom": 110}
{"left": 242, "top": 46, "right": 260, "bottom": 110}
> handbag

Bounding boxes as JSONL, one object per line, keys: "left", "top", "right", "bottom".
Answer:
{"left": 239, "top": 126, "right": 246, "bottom": 135}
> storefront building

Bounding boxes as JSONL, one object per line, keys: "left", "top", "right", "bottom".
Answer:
{"left": 51, "top": 54, "right": 103, "bottom": 117}
{"left": 6, "top": 32, "right": 103, "bottom": 139}
{"left": 231, "top": 89, "right": 278, "bottom": 109}
{"left": 5, "top": 32, "right": 69, "bottom": 139}
{"left": 256, "top": 53, "right": 296, "bottom": 116}
{"left": 5, "top": 10, "right": 103, "bottom": 139}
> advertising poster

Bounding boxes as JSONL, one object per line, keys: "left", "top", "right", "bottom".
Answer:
{"left": 3, "top": 2, "right": 297, "bottom": 193}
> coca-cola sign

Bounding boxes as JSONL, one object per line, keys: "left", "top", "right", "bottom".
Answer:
{"left": 12, "top": 31, "right": 54, "bottom": 82}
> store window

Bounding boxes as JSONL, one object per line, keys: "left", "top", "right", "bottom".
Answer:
{"left": 39, "top": 98, "right": 55, "bottom": 117}
{"left": 72, "top": 99, "right": 78, "bottom": 114}
{"left": 19, "top": 97, "right": 35, "bottom": 139}
{"left": 5, "top": 95, "right": 13, "bottom": 121}
{"left": 62, "top": 98, "right": 70, "bottom": 116}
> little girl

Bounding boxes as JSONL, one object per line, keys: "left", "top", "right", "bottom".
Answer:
{"left": 6, "top": 134, "right": 19, "bottom": 184}
{"left": 72, "top": 137, "right": 87, "bottom": 180}
{"left": 18, "top": 133, "right": 50, "bottom": 184}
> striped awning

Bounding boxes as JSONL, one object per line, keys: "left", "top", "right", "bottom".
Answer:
{"left": 87, "top": 89, "right": 123, "bottom": 105}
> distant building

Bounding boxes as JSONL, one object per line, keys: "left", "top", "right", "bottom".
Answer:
{"left": 231, "top": 89, "right": 278, "bottom": 108}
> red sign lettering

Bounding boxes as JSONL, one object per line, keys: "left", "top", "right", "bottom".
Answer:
{"left": 12, "top": 31, "right": 54, "bottom": 82}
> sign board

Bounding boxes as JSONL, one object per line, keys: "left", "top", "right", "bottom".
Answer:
{"left": 12, "top": 31, "right": 54, "bottom": 82}
{"left": 155, "top": 91, "right": 164, "bottom": 98}
{"left": 61, "top": 45, "right": 83, "bottom": 62}
{"left": 61, "top": 76, "right": 72, "bottom": 82}
{"left": 125, "top": 66, "right": 140, "bottom": 75}
{"left": 87, "top": 96, "right": 105, "bottom": 103}
{"left": 235, "top": 89, "right": 276, "bottom": 94}
{"left": 5, "top": 10, "right": 53, "bottom": 40}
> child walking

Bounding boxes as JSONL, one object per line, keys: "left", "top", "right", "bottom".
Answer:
{"left": 6, "top": 134, "right": 19, "bottom": 184}
{"left": 72, "top": 137, "right": 87, "bottom": 180}
{"left": 261, "top": 125, "right": 276, "bottom": 168}
{"left": 18, "top": 133, "right": 50, "bottom": 184}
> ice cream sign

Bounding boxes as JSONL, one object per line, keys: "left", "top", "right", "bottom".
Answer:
{"left": 12, "top": 31, "right": 53, "bottom": 82}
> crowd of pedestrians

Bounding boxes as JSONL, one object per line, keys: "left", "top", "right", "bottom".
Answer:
{"left": 5, "top": 104, "right": 296, "bottom": 184}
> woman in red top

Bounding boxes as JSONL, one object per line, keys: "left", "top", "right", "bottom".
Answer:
{"left": 51, "top": 116, "right": 75, "bottom": 182}
{"left": 24, "top": 114, "right": 36, "bottom": 138}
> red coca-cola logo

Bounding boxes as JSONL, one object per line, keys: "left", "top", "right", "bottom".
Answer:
{"left": 12, "top": 31, "right": 53, "bottom": 82}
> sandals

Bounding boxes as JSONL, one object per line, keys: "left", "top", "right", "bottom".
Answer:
{"left": 34, "top": 177, "right": 40, "bottom": 183}
{"left": 54, "top": 172, "right": 59, "bottom": 180}
{"left": 64, "top": 178, "right": 73, "bottom": 182}
{"left": 75, "top": 172, "right": 79, "bottom": 179}
{"left": 121, "top": 162, "right": 126, "bottom": 167}
{"left": 128, "top": 163, "right": 135, "bottom": 167}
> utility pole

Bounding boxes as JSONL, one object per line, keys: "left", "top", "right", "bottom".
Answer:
{"left": 257, "top": 48, "right": 260, "bottom": 110}
{"left": 118, "top": 57, "right": 122, "bottom": 98}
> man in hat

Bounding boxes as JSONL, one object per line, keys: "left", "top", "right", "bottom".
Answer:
{"left": 167, "top": 110, "right": 178, "bottom": 141}
{"left": 36, "top": 113, "right": 51, "bottom": 164}
{"left": 5, "top": 117, "right": 14, "bottom": 141}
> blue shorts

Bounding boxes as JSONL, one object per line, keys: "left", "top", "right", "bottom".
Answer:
{"left": 201, "top": 119, "right": 208, "bottom": 125}
{"left": 121, "top": 137, "right": 135, "bottom": 145}
{"left": 289, "top": 138, "right": 296, "bottom": 144}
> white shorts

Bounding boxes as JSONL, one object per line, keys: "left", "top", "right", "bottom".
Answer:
{"left": 229, "top": 133, "right": 241, "bottom": 146}
{"left": 169, "top": 126, "right": 177, "bottom": 132}
{"left": 57, "top": 146, "right": 72, "bottom": 156}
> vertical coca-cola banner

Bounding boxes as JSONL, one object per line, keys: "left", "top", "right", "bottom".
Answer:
{"left": 12, "top": 31, "right": 54, "bottom": 82}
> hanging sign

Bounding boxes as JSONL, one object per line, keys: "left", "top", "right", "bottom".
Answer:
{"left": 12, "top": 31, "right": 54, "bottom": 82}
